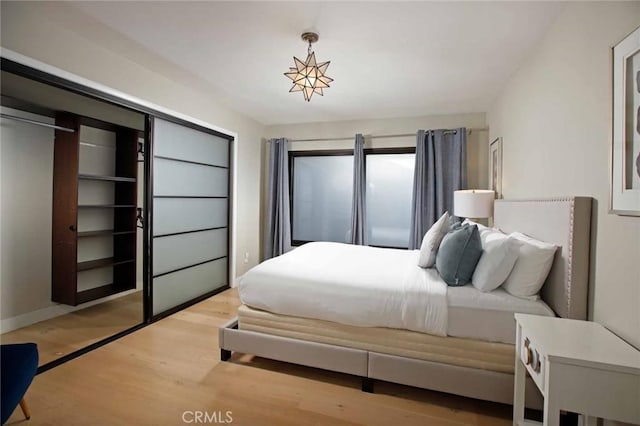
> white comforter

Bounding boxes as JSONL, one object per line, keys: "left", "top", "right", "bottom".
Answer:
{"left": 238, "top": 242, "right": 448, "bottom": 336}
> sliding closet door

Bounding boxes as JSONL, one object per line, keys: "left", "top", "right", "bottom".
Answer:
{"left": 150, "top": 117, "right": 230, "bottom": 317}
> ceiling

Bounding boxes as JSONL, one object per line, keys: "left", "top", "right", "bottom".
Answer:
{"left": 68, "top": 1, "right": 565, "bottom": 126}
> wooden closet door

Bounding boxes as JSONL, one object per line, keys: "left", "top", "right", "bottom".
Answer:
{"left": 51, "top": 113, "right": 80, "bottom": 305}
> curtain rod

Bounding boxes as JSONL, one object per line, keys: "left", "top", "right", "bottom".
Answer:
{"left": 0, "top": 113, "right": 76, "bottom": 133}
{"left": 285, "top": 127, "right": 488, "bottom": 143}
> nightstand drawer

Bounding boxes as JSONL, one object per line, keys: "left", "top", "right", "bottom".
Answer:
{"left": 519, "top": 332, "right": 545, "bottom": 391}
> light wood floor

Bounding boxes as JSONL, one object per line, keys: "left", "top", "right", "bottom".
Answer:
{"left": 6, "top": 288, "right": 512, "bottom": 425}
{"left": 1, "top": 291, "right": 143, "bottom": 366}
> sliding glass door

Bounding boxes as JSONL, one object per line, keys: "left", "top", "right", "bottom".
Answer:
{"left": 150, "top": 117, "right": 231, "bottom": 317}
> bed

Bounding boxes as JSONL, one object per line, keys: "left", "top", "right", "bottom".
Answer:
{"left": 219, "top": 197, "right": 592, "bottom": 408}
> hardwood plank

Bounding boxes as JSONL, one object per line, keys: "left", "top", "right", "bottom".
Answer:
{"left": 1, "top": 291, "right": 142, "bottom": 366}
{"left": 5, "top": 288, "right": 512, "bottom": 425}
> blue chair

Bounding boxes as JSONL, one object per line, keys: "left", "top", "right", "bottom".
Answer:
{"left": 1, "top": 343, "right": 39, "bottom": 425}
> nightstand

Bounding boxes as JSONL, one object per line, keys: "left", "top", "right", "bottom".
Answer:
{"left": 513, "top": 314, "right": 640, "bottom": 426}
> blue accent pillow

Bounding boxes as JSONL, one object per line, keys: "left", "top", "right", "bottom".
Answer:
{"left": 436, "top": 224, "right": 483, "bottom": 287}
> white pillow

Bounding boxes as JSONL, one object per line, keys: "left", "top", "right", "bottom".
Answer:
{"left": 418, "top": 212, "right": 450, "bottom": 268}
{"left": 502, "top": 232, "right": 557, "bottom": 298}
{"left": 472, "top": 231, "right": 522, "bottom": 292}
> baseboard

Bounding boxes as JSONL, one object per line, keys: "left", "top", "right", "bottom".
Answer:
{"left": 1, "top": 288, "right": 141, "bottom": 333}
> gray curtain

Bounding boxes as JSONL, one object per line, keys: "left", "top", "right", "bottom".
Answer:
{"left": 264, "top": 138, "right": 292, "bottom": 259}
{"left": 350, "top": 134, "right": 367, "bottom": 245}
{"left": 408, "top": 128, "right": 467, "bottom": 249}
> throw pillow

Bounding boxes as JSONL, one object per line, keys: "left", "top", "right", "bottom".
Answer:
{"left": 435, "top": 224, "right": 483, "bottom": 286}
{"left": 472, "top": 232, "right": 522, "bottom": 292}
{"left": 418, "top": 212, "right": 450, "bottom": 268}
{"left": 502, "top": 232, "right": 557, "bottom": 298}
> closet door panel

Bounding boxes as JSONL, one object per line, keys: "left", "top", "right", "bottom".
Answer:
{"left": 151, "top": 117, "right": 230, "bottom": 317}
{"left": 154, "top": 198, "right": 227, "bottom": 236}
{"left": 152, "top": 259, "right": 227, "bottom": 314}
{"left": 154, "top": 118, "right": 228, "bottom": 167}
{"left": 153, "top": 158, "right": 228, "bottom": 197}
{"left": 153, "top": 228, "right": 227, "bottom": 276}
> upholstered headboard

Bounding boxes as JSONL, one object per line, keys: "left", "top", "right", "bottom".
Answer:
{"left": 493, "top": 197, "right": 592, "bottom": 320}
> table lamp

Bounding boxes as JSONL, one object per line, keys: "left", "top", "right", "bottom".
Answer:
{"left": 453, "top": 190, "right": 495, "bottom": 223}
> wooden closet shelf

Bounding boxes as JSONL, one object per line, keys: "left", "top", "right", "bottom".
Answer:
{"left": 78, "top": 174, "right": 136, "bottom": 183}
{"left": 78, "top": 204, "right": 136, "bottom": 209}
{"left": 77, "top": 230, "right": 136, "bottom": 238}
{"left": 77, "top": 257, "right": 135, "bottom": 271}
{"left": 76, "top": 283, "right": 136, "bottom": 305}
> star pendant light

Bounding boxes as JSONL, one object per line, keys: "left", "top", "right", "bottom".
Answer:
{"left": 284, "top": 32, "right": 333, "bottom": 102}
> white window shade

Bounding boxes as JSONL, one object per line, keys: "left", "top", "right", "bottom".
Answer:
{"left": 366, "top": 153, "right": 415, "bottom": 248}
{"left": 292, "top": 155, "right": 353, "bottom": 243}
{"left": 290, "top": 151, "right": 415, "bottom": 248}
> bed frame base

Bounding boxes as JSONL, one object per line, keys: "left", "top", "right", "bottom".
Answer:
{"left": 219, "top": 318, "right": 543, "bottom": 409}
{"left": 220, "top": 348, "right": 231, "bottom": 361}
{"left": 218, "top": 318, "right": 369, "bottom": 376}
{"left": 368, "top": 352, "right": 542, "bottom": 407}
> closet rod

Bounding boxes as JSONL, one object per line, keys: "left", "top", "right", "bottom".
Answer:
{"left": 0, "top": 113, "right": 76, "bottom": 133}
{"left": 286, "top": 127, "right": 488, "bottom": 143}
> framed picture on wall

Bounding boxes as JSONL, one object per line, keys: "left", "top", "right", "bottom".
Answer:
{"left": 489, "top": 137, "right": 503, "bottom": 199}
{"left": 611, "top": 25, "right": 640, "bottom": 216}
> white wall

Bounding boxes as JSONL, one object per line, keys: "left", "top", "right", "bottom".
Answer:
{"left": 264, "top": 113, "right": 488, "bottom": 257}
{"left": 266, "top": 112, "right": 487, "bottom": 184}
{"left": 1, "top": 108, "right": 55, "bottom": 321}
{"left": 0, "top": 1, "right": 265, "bottom": 286}
{"left": 487, "top": 2, "right": 640, "bottom": 353}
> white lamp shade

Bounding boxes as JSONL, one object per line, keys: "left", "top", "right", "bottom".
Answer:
{"left": 454, "top": 190, "right": 495, "bottom": 218}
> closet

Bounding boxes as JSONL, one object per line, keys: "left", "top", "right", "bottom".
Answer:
{"left": 0, "top": 70, "right": 147, "bottom": 367}
{"left": 52, "top": 113, "right": 139, "bottom": 305}
{"left": 1, "top": 57, "right": 233, "bottom": 367}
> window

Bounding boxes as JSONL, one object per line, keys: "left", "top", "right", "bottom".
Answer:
{"left": 366, "top": 151, "right": 415, "bottom": 248}
{"left": 291, "top": 152, "right": 353, "bottom": 244}
{"left": 290, "top": 148, "right": 415, "bottom": 248}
